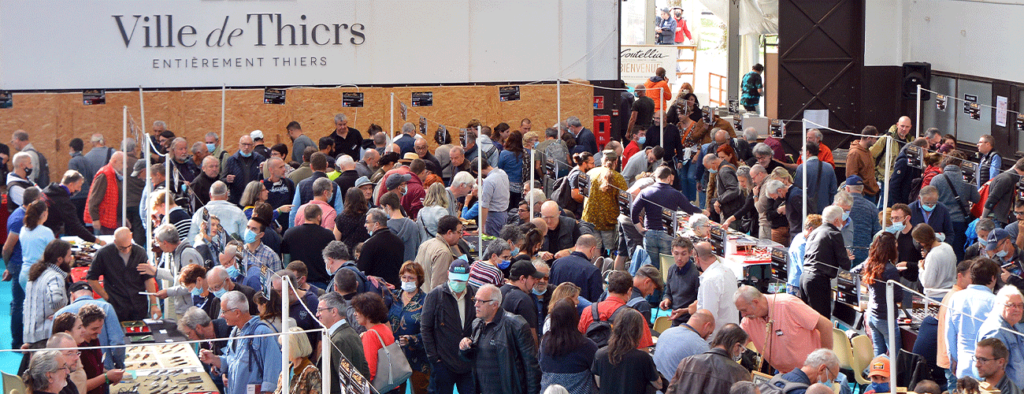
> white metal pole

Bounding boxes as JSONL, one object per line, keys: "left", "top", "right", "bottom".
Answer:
{"left": 530, "top": 148, "right": 535, "bottom": 218}
{"left": 557, "top": 80, "right": 562, "bottom": 135}
{"left": 659, "top": 89, "right": 664, "bottom": 147}
{"left": 883, "top": 136, "right": 892, "bottom": 210}
{"left": 886, "top": 281, "right": 897, "bottom": 383}
{"left": 122, "top": 106, "right": 128, "bottom": 229}
{"left": 221, "top": 85, "right": 226, "bottom": 147}
{"left": 281, "top": 278, "right": 290, "bottom": 394}
{"left": 478, "top": 127, "right": 484, "bottom": 252}
{"left": 390, "top": 93, "right": 395, "bottom": 142}
{"left": 165, "top": 150, "right": 171, "bottom": 231}
{"left": 915, "top": 84, "right": 922, "bottom": 139}
{"left": 801, "top": 124, "right": 807, "bottom": 221}
{"left": 321, "top": 328, "right": 331, "bottom": 394}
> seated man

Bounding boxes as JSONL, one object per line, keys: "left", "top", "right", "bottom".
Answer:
{"left": 652, "top": 309, "right": 714, "bottom": 379}
{"left": 864, "top": 355, "right": 891, "bottom": 394}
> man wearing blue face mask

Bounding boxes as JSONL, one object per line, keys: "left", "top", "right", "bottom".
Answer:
{"left": 864, "top": 355, "right": 892, "bottom": 394}
{"left": 222, "top": 135, "right": 267, "bottom": 206}
{"left": 206, "top": 265, "right": 259, "bottom": 315}
{"left": 421, "top": 260, "right": 477, "bottom": 394}
{"left": 910, "top": 186, "right": 954, "bottom": 252}
{"left": 984, "top": 229, "right": 1024, "bottom": 290}
{"left": 240, "top": 219, "right": 282, "bottom": 292}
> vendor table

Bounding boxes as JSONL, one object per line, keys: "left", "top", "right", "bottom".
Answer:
{"left": 111, "top": 320, "right": 219, "bottom": 394}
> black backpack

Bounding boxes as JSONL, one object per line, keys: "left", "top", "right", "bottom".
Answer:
{"left": 24, "top": 147, "right": 50, "bottom": 187}
{"left": 551, "top": 176, "right": 574, "bottom": 209}
{"left": 584, "top": 298, "right": 646, "bottom": 348}
{"left": 757, "top": 374, "right": 809, "bottom": 394}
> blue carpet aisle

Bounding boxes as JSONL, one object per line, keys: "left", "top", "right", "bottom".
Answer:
{"left": 0, "top": 279, "right": 21, "bottom": 374}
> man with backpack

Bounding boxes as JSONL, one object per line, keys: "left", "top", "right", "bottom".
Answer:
{"left": 578, "top": 271, "right": 654, "bottom": 349}
{"left": 199, "top": 291, "right": 282, "bottom": 394}
{"left": 757, "top": 349, "right": 840, "bottom": 394}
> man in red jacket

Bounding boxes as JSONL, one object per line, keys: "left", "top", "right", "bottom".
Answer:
{"left": 85, "top": 152, "right": 124, "bottom": 235}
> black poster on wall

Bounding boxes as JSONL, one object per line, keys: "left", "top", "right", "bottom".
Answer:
{"left": 342, "top": 92, "right": 364, "bottom": 108}
{"left": 83, "top": 89, "right": 106, "bottom": 105}
{"left": 499, "top": 86, "right": 520, "bottom": 102}
{"left": 412, "top": 92, "right": 433, "bottom": 107}
{"left": 263, "top": 88, "right": 285, "bottom": 105}
{"left": 1, "top": 90, "right": 13, "bottom": 109}
{"left": 963, "top": 94, "right": 977, "bottom": 114}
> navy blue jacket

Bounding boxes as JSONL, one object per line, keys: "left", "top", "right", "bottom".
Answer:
{"left": 575, "top": 128, "right": 598, "bottom": 155}
{"left": 550, "top": 251, "right": 604, "bottom": 302}
{"left": 630, "top": 182, "right": 702, "bottom": 231}
{"left": 909, "top": 200, "right": 954, "bottom": 241}
{"left": 222, "top": 151, "right": 266, "bottom": 205}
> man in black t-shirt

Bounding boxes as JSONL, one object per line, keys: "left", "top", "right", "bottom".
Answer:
{"left": 500, "top": 261, "right": 544, "bottom": 343}
{"left": 627, "top": 85, "right": 655, "bottom": 139}
{"left": 890, "top": 204, "right": 922, "bottom": 308}
{"left": 282, "top": 204, "right": 336, "bottom": 290}
{"left": 326, "top": 113, "right": 363, "bottom": 160}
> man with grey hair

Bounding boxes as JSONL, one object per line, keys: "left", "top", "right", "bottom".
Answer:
{"left": 271, "top": 269, "right": 321, "bottom": 348}
{"left": 977, "top": 134, "right": 1002, "bottom": 189}
{"left": 206, "top": 266, "right": 259, "bottom": 313}
{"left": 415, "top": 136, "right": 442, "bottom": 175}
{"left": 149, "top": 223, "right": 204, "bottom": 280}
{"left": 190, "top": 141, "right": 209, "bottom": 168}
{"left": 791, "top": 128, "right": 835, "bottom": 169}
{"left": 12, "top": 129, "right": 49, "bottom": 185}
{"left": 910, "top": 185, "right": 954, "bottom": 246}
{"left": 768, "top": 349, "right": 841, "bottom": 393}
{"left": 978, "top": 284, "right": 1024, "bottom": 388}
{"left": 468, "top": 239, "right": 511, "bottom": 291}
{"left": 751, "top": 142, "right": 781, "bottom": 173}
{"left": 83, "top": 133, "right": 115, "bottom": 197}
{"left": 47, "top": 332, "right": 86, "bottom": 393}
{"left": 734, "top": 285, "right": 833, "bottom": 373}
{"left": 23, "top": 350, "right": 68, "bottom": 394}
{"left": 749, "top": 163, "right": 772, "bottom": 239}
{"left": 204, "top": 131, "right": 229, "bottom": 170}
{"left": 170, "top": 137, "right": 200, "bottom": 184}
{"left": 327, "top": 113, "right": 363, "bottom": 160}
{"left": 459, "top": 283, "right": 540, "bottom": 394}
{"left": 152, "top": 120, "right": 167, "bottom": 149}
{"left": 333, "top": 155, "right": 360, "bottom": 197}
{"left": 924, "top": 127, "right": 942, "bottom": 149}
{"left": 765, "top": 177, "right": 804, "bottom": 242}
{"left": 448, "top": 146, "right": 476, "bottom": 181}
{"left": 222, "top": 135, "right": 266, "bottom": 205}
{"left": 832, "top": 190, "right": 855, "bottom": 250}
{"left": 177, "top": 305, "right": 231, "bottom": 377}
{"left": 192, "top": 155, "right": 221, "bottom": 206}
{"left": 566, "top": 116, "right": 597, "bottom": 154}
{"left": 317, "top": 291, "right": 371, "bottom": 393}
{"left": 801, "top": 205, "right": 850, "bottom": 319}
{"left": 7, "top": 152, "right": 35, "bottom": 211}
{"left": 394, "top": 122, "right": 417, "bottom": 155}
{"left": 200, "top": 290, "right": 282, "bottom": 394}
{"left": 187, "top": 180, "right": 246, "bottom": 242}
{"left": 967, "top": 218, "right": 998, "bottom": 260}
{"left": 359, "top": 207, "right": 404, "bottom": 283}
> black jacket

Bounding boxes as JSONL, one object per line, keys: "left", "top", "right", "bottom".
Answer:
{"left": 221, "top": 151, "right": 266, "bottom": 205}
{"left": 714, "top": 163, "right": 744, "bottom": 219}
{"left": 356, "top": 228, "right": 405, "bottom": 284}
{"left": 802, "top": 223, "right": 851, "bottom": 279}
{"left": 461, "top": 310, "right": 541, "bottom": 394}
{"left": 42, "top": 183, "right": 97, "bottom": 242}
{"left": 985, "top": 170, "right": 1021, "bottom": 224}
{"left": 421, "top": 283, "right": 476, "bottom": 373}
{"left": 887, "top": 146, "right": 920, "bottom": 207}
{"left": 544, "top": 216, "right": 581, "bottom": 255}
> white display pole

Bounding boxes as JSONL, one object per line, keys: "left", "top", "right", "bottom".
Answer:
{"left": 530, "top": 148, "right": 535, "bottom": 218}
{"left": 478, "top": 126, "right": 484, "bottom": 256}
{"left": 122, "top": 106, "right": 128, "bottom": 228}
{"left": 281, "top": 278, "right": 291, "bottom": 394}
{"left": 882, "top": 136, "right": 892, "bottom": 211}
{"left": 886, "top": 282, "right": 898, "bottom": 386}
{"left": 915, "top": 84, "right": 922, "bottom": 139}
{"left": 390, "top": 93, "right": 395, "bottom": 142}
{"left": 557, "top": 80, "right": 562, "bottom": 134}
{"left": 321, "top": 327, "right": 331, "bottom": 394}
{"left": 221, "top": 85, "right": 226, "bottom": 147}
{"left": 801, "top": 124, "right": 807, "bottom": 221}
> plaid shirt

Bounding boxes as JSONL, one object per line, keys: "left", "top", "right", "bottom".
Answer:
{"left": 242, "top": 242, "right": 281, "bottom": 273}
{"left": 24, "top": 264, "right": 69, "bottom": 343}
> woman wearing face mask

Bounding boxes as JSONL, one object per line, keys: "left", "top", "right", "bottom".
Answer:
{"left": 566, "top": 152, "right": 595, "bottom": 219}
{"left": 387, "top": 262, "right": 430, "bottom": 394}
{"left": 155, "top": 264, "right": 218, "bottom": 319}
{"left": 911, "top": 223, "right": 956, "bottom": 301}
{"left": 850, "top": 233, "right": 903, "bottom": 356}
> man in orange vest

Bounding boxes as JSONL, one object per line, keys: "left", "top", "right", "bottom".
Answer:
{"left": 85, "top": 151, "right": 125, "bottom": 235}
{"left": 644, "top": 67, "right": 673, "bottom": 113}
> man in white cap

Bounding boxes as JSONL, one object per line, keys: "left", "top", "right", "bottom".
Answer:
{"left": 251, "top": 130, "right": 271, "bottom": 159}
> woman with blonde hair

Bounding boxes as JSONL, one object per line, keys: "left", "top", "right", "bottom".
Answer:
{"left": 275, "top": 326, "right": 322, "bottom": 394}
{"left": 542, "top": 282, "right": 582, "bottom": 334}
{"left": 416, "top": 182, "right": 450, "bottom": 236}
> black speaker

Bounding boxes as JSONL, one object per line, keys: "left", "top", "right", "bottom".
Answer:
{"left": 903, "top": 62, "right": 931, "bottom": 100}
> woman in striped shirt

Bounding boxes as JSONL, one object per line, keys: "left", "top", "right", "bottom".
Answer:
{"left": 468, "top": 241, "right": 511, "bottom": 291}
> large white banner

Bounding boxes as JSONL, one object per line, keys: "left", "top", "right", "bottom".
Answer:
{"left": 620, "top": 45, "right": 677, "bottom": 89}
{"left": 0, "top": 0, "right": 618, "bottom": 90}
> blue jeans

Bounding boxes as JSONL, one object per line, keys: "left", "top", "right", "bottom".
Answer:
{"left": 680, "top": 161, "right": 698, "bottom": 202}
{"left": 428, "top": 361, "right": 475, "bottom": 394}
{"left": 945, "top": 369, "right": 957, "bottom": 393}
{"left": 644, "top": 230, "right": 674, "bottom": 264}
{"left": 10, "top": 262, "right": 24, "bottom": 348}
{"left": 868, "top": 315, "right": 901, "bottom": 356}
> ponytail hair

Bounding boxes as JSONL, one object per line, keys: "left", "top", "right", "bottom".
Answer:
{"left": 572, "top": 152, "right": 593, "bottom": 167}
{"left": 23, "top": 200, "right": 47, "bottom": 230}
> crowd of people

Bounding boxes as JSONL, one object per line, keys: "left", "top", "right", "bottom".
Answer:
{"left": 6, "top": 81, "right": 1024, "bottom": 394}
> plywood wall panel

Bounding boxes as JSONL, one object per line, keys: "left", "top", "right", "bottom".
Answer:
{"left": 0, "top": 83, "right": 593, "bottom": 183}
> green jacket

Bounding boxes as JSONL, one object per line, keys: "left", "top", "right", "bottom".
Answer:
{"left": 869, "top": 124, "right": 913, "bottom": 183}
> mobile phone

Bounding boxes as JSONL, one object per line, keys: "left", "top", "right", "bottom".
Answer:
{"left": 201, "top": 208, "right": 211, "bottom": 232}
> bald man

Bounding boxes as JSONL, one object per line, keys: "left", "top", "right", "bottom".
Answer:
{"left": 87, "top": 227, "right": 160, "bottom": 321}
{"left": 806, "top": 383, "right": 834, "bottom": 394}
{"left": 85, "top": 151, "right": 125, "bottom": 235}
{"left": 549, "top": 234, "right": 603, "bottom": 302}
{"left": 222, "top": 135, "right": 266, "bottom": 205}
{"left": 654, "top": 309, "right": 715, "bottom": 378}
{"left": 540, "top": 201, "right": 582, "bottom": 260}
{"left": 870, "top": 116, "right": 914, "bottom": 182}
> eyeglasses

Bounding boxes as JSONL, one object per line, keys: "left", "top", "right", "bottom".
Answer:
{"left": 474, "top": 299, "right": 498, "bottom": 305}
{"left": 1014, "top": 211, "right": 1024, "bottom": 217}
{"left": 1006, "top": 302, "right": 1024, "bottom": 309}
{"left": 316, "top": 307, "right": 335, "bottom": 313}
{"left": 974, "top": 355, "right": 998, "bottom": 364}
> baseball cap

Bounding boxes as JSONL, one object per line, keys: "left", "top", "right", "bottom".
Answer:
{"left": 69, "top": 281, "right": 92, "bottom": 293}
{"left": 510, "top": 260, "right": 545, "bottom": 279}
{"left": 867, "top": 355, "right": 890, "bottom": 378}
{"left": 987, "top": 228, "right": 1012, "bottom": 251}
{"left": 250, "top": 130, "right": 264, "bottom": 140}
{"left": 131, "top": 159, "right": 147, "bottom": 177}
{"left": 353, "top": 176, "right": 375, "bottom": 189}
{"left": 845, "top": 175, "right": 863, "bottom": 187}
{"left": 635, "top": 266, "right": 664, "bottom": 291}
{"left": 385, "top": 173, "right": 411, "bottom": 191}
{"left": 449, "top": 259, "right": 470, "bottom": 282}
